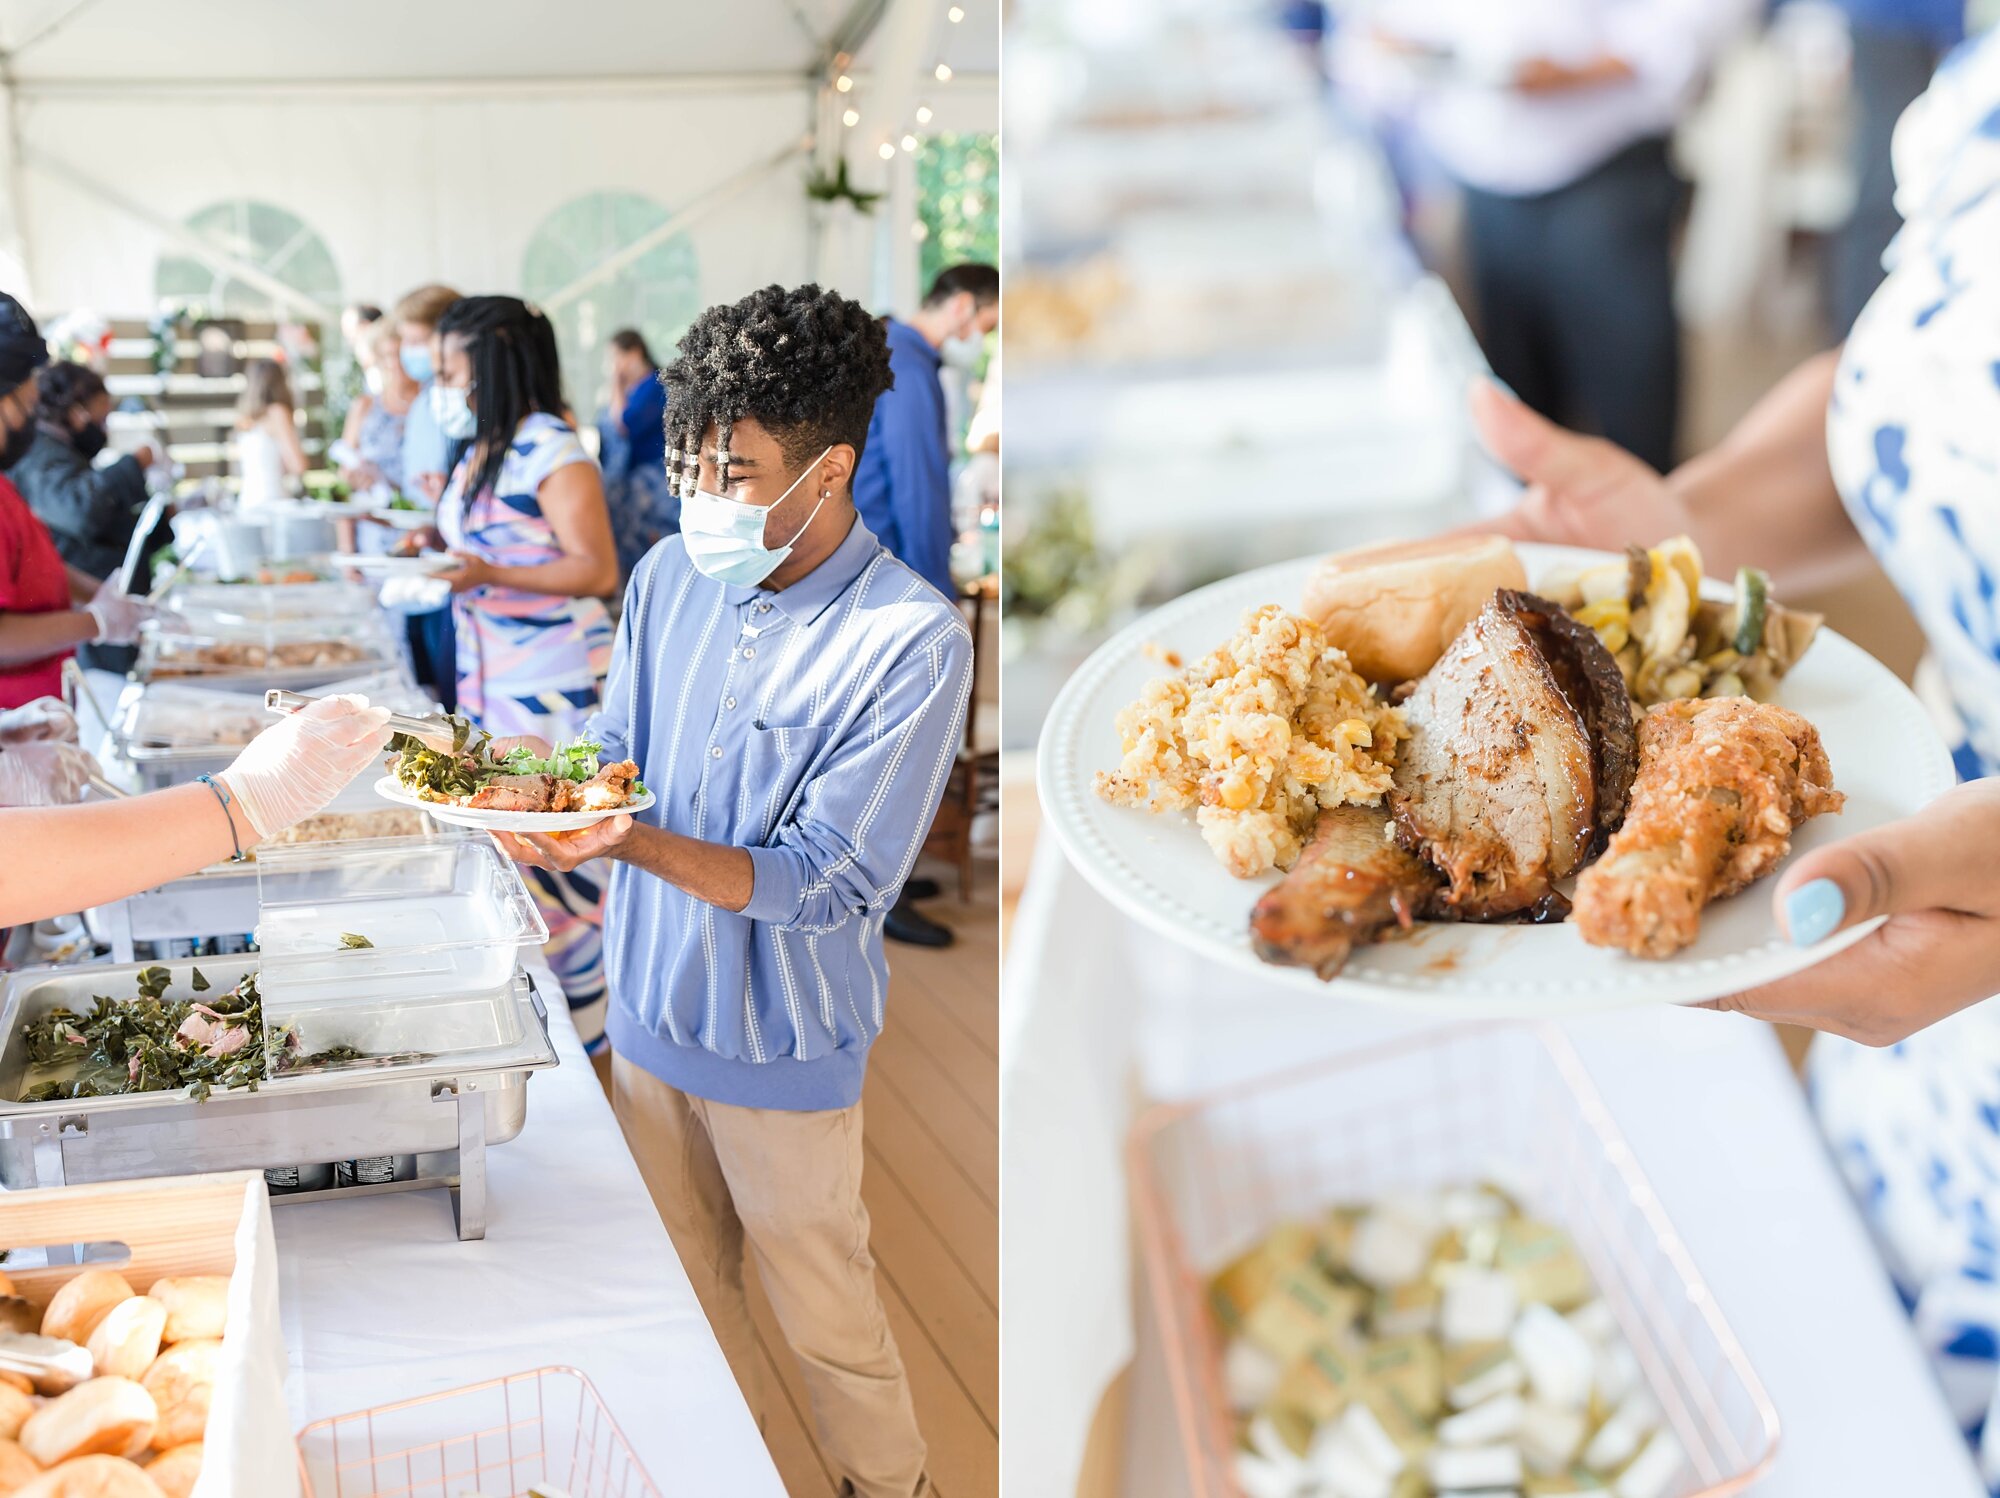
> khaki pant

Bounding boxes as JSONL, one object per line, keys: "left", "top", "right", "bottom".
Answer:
{"left": 611, "top": 1055, "right": 931, "bottom": 1498}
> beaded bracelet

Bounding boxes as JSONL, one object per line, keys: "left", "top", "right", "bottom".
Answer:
{"left": 196, "top": 774, "right": 246, "bottom": 863}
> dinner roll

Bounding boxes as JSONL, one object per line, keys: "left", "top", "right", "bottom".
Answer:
{"left": 86, "top": 1300, "right": 165, "bottom": 1382}
{"left": 11, "top": 1456, "right": 163, "bottom": 1498}
{"left": 1301, "top": 534, "right": 1528, "bottom": 685}
{"left": 138, "top": 1446, "right": 198, "bottom": 1498}
{"left": 137, "top": 1344, "right": 217, "bottom": 1451}
{"left": 140, "top": 1281, "right": 225, "bottom": 1348}
{"left": 0, "top": 1300, "right": 39, "bottom": 1339}
{"left": 40, "top": 1274, "right": 136, "bottom": 1348}
{"left": 0, "top": 1387, "right": 31, "bottom": 1443}
{"left": 0, "top": 1379, "right": 28, "bottom": 1400}
{"left": 135, "top": 1440, "right": 195, "bottom": 1496}
{"left": 0, "top": 1435, "right": 36, "bottom": 1494}
{"left": 19, "top": 1379, "right": 156, "bottom": 1467}
{"left": 0, "top": 1273, "right": 14, "bottom": 1297}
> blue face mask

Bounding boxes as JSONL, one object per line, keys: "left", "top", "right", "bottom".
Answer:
{"left": 400, "top": 342, "right": 434, "bottom": 383}
{"left": 431, "top": 383, "right": 476, "bottom": 440}
{"left": 681, "top": 446, "right": 833, "bottom": 588}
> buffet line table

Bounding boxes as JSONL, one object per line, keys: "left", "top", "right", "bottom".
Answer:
{"left": 1002, "top": 834, "right": 1987, "bottom": 1498}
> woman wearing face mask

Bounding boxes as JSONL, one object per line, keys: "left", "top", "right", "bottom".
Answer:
{"left": 432, "top": 294, "right": 621, "bottom": 1051}
{"left": 232, "top": 358, "right": 310, "bottom": 509}
{"left": 334, "top": 315, "right": 415, "bottom": 498}
{"left": 0, "top": 296, "right": 162, "bottom": 710}
{"left": 12, "top": 362, "right": 160, "bottom": 583}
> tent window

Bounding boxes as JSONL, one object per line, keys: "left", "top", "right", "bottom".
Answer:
{"left": 522, "top": 191, "right": 701, "bottom": 415}
{"left": 153, "top": 200, "right": 343, "bottom": 318}
{"left": 916, "top": 132, "right": 999, "bottom": 287}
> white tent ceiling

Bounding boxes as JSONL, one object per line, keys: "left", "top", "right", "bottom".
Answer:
{"left": 0, "top": 0, "right": 998, "bottom": 85}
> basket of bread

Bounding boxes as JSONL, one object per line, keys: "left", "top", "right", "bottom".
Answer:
{"left": 0, "top": 1172, "right": 295, "bottom": 1497}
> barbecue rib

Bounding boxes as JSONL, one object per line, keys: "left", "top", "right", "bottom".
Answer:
{"left": 1250, "top": 803, "right": 1446, "bottom": 978}
{"left": 1389, "top": 589, "right": 1636, "bottom": 918}
{"left": 1574, "top": 697, "right": 1842, "bottom": 958}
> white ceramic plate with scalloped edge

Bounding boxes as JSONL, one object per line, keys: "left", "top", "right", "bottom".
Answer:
{"left": 1036, "top": 543, "right": 1955, "bottom": 1014}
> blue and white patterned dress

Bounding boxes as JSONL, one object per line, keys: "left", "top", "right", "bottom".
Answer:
{"left": 1815, "top": 28, "right": 2000, "bottom": 1486}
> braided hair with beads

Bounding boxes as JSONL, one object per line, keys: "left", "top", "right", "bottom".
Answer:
{"left": 434, "top": 295, "right": 566, "bottom": 502}
{"left": 660, "top": 283, "right": 893, "bottom": 502}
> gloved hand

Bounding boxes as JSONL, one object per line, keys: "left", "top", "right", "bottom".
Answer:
{"left": 0, "top": 697, "right": 79, "bottom": 746}
{"left": 216, "top": 693, "right": 393, "bottom": 839}
{"left": 83, "top": 580, "right": 162, "bottom": 645}
{"left": 0, "top": 742, "right": 99, "bottom": 807}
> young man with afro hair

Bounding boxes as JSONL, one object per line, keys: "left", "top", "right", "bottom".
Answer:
{"left": 496, "top": 283, "right": 969, "bottom": 1497}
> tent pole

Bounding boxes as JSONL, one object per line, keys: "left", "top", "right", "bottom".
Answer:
{"left": 538, "top": 140, "right": 811, "bottom": 314}
{"left": 18, "top": 143, "right": 337, "bottom": 323}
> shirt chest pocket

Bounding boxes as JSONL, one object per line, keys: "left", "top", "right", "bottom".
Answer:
{"left": 736, "top": 722, "right": 833, "bottom": 841}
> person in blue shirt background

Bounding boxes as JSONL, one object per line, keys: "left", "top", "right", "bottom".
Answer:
{"left": 852, "top": 262, "right": 998, "bottom": 603}
{"left": 851, "top": 263, "right": 997, "bottom": 949}
{"left": 392, "top": 283, "right": 462, "bottom": 711}
{"left": 598, "top": 327, "right": 677, "bottom": 580}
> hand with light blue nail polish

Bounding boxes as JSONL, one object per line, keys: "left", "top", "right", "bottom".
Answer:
{"left": 1698, "top": 779, "right": 2000, "bottom": 1045}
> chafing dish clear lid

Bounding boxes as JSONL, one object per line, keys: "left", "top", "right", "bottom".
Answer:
{"left": 136, "top": 614, "right": 399, "bottom": 684}
{"left": 252, "top": 835, "right": 548, "bottom": 1022}
{"left": 167, "top": 577, "right": 382, "bottom": 630}
{"left": 116, "top": 670, "right": 432, "bottom": 759}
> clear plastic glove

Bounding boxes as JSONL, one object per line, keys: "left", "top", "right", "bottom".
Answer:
{"left": 0, "top": 697, "right": 79, "bottom": 746}
{"left": 83, "top": 580, "right": 170, "bottom": 645}
{"left": 216, "top": 694, "right": 393, "bottom": 839}
{"left": 0, "top": 742, "right": 99, "bottom": 807}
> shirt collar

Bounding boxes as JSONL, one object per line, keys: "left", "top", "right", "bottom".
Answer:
{"left": 721, "top": 512, "right": 881, "bottom": 626}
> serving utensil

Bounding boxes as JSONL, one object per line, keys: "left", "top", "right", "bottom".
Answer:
{"left": 0, "top": 1332, "right": 95, "bottom": 1394}
{"left": 264, "top": 689, "right": 460, "bottom": 751}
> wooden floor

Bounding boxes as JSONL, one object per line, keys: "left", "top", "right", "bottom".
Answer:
{"left": 751, "top": 859, "right": 1000, "bottom": 1498}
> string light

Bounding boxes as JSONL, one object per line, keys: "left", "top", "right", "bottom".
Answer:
{"left": 947, "top": 4, "right": 964, "bottom": 18}
{"left": 878, "top": 141, "right": 897, "bottom": 160}
{"left": 842, "top": 107, "right": 860, "bottom": 127}
{"left": 835, "top": 73, "right": 854, "bottom": 92}
{"left": 934, "top": 62, "right": 952, "bottom": 81}
{"left": 915, "top": 103, "right": 933, "bottom": 124}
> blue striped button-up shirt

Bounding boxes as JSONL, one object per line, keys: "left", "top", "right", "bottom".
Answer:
{"left": 589, "top": 514, "right": 973, "bottom": 1110}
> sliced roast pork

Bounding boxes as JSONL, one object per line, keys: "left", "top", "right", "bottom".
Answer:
{"left": 1388, "top": 589, "right": 1635, "bottom": 919}
{"left": 1250, "top": 803, "right": 1446, "bottom": 979}
{"left": 466, "top": 773, "right": 559, "bottom": 812}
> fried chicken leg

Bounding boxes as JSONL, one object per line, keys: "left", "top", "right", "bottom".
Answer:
{"left": 1250, "top": 803, "right": 1446, "bottom": 979}
{"left": 1573, "top": 697, "right": 1844, "bottom": 958}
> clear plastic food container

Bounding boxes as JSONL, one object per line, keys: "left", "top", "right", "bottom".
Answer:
{"left": 1129, "top": 1022, "right": 1780, "bottom": 1498}
{"left": 271, "top": 965, "right": 542, "bottom": 1064}
{"left": 253, "top": 836, "right": 548, "bottom": 1021}
{"left": 168, "top": 576, "right": 382, "bottom": 628}
{"left": 116, "top": 681, "right": 275, "bottom": 762}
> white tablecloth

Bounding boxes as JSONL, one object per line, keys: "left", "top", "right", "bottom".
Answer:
{"left": 276, "top": 959, "right": 783, "bottom": 1497}
{"left": 1002, "top": 836, "right": 1986, "bottom": 1498}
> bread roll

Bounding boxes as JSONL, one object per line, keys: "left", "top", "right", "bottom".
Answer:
{"left": 140, "top": 1282, "right": 225, "bottom": 1348}
{"left": 0, "top": 1387, "right": 31, "bottom": 1443}
{"left": 136, "top": 1344, "right": 217, "bottom": 1452}
{"left": 0, "top": 1273, "right": 14, "bottom": 1298}
{"left": 138, "top": 1446, "right": 198, "bottom": 1498}
{"left": 18, "top": 1380, "right": 155, "bottom": 1468}
{"left": 1301, "top": 534, "right": 1528, "bottom": 685}
{"left": 0, "top": 1380, "right": 28, "bottom": 1400}
{"left": 0, "top": 1435, "right": 37, "bottom": 1494}
{"left": 86, "top": 1301, "right": 165, "bottom": 1382}
{"left": 40, "top": 1274, "right": 136, "bottom": 1348}
{"left": 0, "top": 1300, "right": 38, "bottom": 1339}
{"left": 11, "top": 1456, "right": 163, "bottom": 1498}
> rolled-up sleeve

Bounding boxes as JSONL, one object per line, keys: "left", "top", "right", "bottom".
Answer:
{"left": 742, "top": 616, "right": 973, "bottom": 930}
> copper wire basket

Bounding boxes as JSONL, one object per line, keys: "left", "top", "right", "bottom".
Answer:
{"left": 1129, "top": 1021, "right": 1781, "bottom": 1498}
{"left": 296, "top": 1366, "right": 662, "bottom": 1498}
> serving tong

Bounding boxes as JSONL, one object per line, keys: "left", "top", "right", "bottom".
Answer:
{"left": 0, "top": 1331, "right": 95, "bottom": 1394}
{"left": 265, "top": 689, "right": 461, "bottom": 751}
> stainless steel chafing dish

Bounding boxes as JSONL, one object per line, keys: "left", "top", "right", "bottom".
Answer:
{"left": 133, "top": 613, "right": 404, "bottom": 694}
{"left": 0, "top": 958, "right": 557, "bottom": 1241}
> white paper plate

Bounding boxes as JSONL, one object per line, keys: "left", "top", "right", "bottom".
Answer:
{"left": 1037, "top": 543, "right": 1956, "bottom": 1014}
{"left": 333, "top": 552, "right": 456, "bottom": 576}
{"left": 373, "top": 775, "right": 654, "bottom": 832}
{"left": 364, "top": 506, "right": 436, "bottom": 530}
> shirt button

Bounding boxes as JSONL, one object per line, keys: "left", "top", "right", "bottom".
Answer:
{"left": 710, "top": 746, "right": 723, "bottom": 759}
{"left": 756, "top": 602, "right": 772, "bottom": 613}
{"left": 724, "top": 696, "right": 737, "bottom": 709}
{"left": 742, "top": 646, "right": 756, "bottom": 660}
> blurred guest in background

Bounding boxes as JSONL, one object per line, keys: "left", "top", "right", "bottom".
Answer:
{"left": 339, "top": 302, "right": 383, "bottom": 359}
{"left": 1362, "top": 0, "right": 1753, "bottom": 471}
{"left": 231, "top": 357, "right": 308, "bottom": 509}
{"left": 852, "top": 261, "right": 998, "bottom": 950}
{"left": 598, "top": 328, "right": 675, "bottom": 579}
{"left": 337, "top": 317, "right": 416, "bottom": 500}
{"left": 16, "top": 362, "right": 156, "bottom": 582}
{"left": 434, "top": 295, "right": 620, "bottom": 1054}
{"left": 0, "top": 296, "right": 158, "bottom": 709}
{"left": 392, "top": 282, "right": 463, "bottom": 709}
{"left": 1827, "top": 0, "right": 1966, "bottom": 334}
{"left": 853, "top": 262, "right": 999, "bottom": 602}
